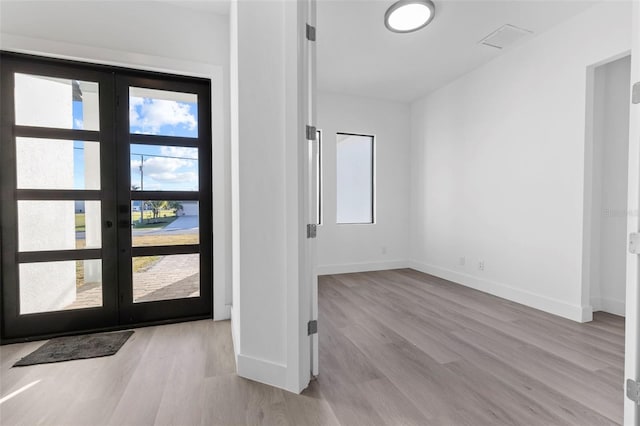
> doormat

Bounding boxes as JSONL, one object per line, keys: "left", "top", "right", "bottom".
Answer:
{"left": 13, "top": 330, "right": 134, "bottom": 367}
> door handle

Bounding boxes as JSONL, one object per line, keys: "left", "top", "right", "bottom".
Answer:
{"left": 105, "top": 220, "right": 114, "bottom": 228}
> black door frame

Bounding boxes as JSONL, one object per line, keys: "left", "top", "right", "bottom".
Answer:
{"left": 115, "top": 73, "right": 213, "bottom": 325}
{"left": 0, "top": 52, "right": 213, "bottom": 343}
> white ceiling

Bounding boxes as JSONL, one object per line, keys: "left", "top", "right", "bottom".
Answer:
{"left": 0, "top": 0, "right": 231, "bottom": 16}
{"left": 163, "top": 0, "right": 230, "bottom": 16}
{"left": 317, "top": 0, "right": 598, "bottom": 102}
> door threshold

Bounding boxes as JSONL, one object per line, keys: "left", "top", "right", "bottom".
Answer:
{"left": 0, "top": 314, "right": 213, "bottom": 346}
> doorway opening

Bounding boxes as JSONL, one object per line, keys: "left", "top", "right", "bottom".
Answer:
{"left": 584, "top": 54, "right": 632, "bottom": 319}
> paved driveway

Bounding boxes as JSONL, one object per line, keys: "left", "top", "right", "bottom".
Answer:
{"left": 164, "top": 215, "right": 198, "bottom": 231}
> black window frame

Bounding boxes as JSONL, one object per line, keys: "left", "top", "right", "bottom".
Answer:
{"left": 335, "top": 132, "right": 375, "bottom": 225}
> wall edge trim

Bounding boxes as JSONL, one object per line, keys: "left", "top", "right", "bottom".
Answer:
{"left": 408, "top": 260, "right": 588, "bottom": 322}
{"left": 316, "top": 260, "right": 410, "bottom": 276}
{"left": 236, "top": 353, "right": 288, "bottom": 391}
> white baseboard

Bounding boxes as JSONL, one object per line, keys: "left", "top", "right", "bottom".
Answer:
{"left": 236, "top": 353, "right": 287, "bottom": 390}
{"left": 230, "top": 305, "right": 239, "bottom": 359}
{"left": 601, "top": 297, "right": 625, "bottom": 316}
{"left": 316, "top": 260, "right": 409, "bottom": 276}
{"left": 408, "top": 260, "right": 588, "bottom": 322}
{"left": 592, "top": 297, "right": 626, "bottom": 317}
{"left": 580, "top": 305, "right": 593, "bottom": 323}
{"left": 229, "top": 307, "right": 291, "bottom": 392}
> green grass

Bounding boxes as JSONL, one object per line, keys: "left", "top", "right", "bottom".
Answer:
{"left": 74, "top": 210, "right": 188, "bottom": 285}
{"left": 133, "top": 256, "right": 160, "bottom": 273}
{"left": 132, "top": 234, "right": 198, "bottom": 247}
{"left": 131, "top": 209, "right": 177, "bottom": 222}
{"left": 75, "top": 214, "right": 85, "bottom": 231}
{"left": 75, "top": 209, "right": 179, "bottom": 232}
{"left": 76, "top": 256, "right": 161, "bottom": 286}
{"left": 131, "top": 216, "right": 177, "bottom": 230}
{"left": 75, "top": 233, "right": 194, "bottom": 286}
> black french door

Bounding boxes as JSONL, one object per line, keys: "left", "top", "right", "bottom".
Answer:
{"left": 0, "top": 52, "right": 212, "bottom": 342}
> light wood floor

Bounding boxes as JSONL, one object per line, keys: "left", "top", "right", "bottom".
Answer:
{"left": 0, "top": 269, "right": 624, "bottom": 425}
{"left": 318, "top": 269, "right": 624, "bottom": 425}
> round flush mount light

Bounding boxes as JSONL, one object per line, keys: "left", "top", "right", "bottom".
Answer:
{"left": 384, "top": 0, "right": 435, "bottom": 33}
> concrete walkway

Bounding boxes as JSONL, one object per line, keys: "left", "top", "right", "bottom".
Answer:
{"left": 133, "top": 253, "right": 199, "bottom": 302}
{"left": 66, "top": 253, "right": 199, "bottom": 310}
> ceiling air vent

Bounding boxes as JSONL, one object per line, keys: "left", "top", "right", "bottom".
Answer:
{"left": 479, "top": 24, "right": 533, "bottom": 49}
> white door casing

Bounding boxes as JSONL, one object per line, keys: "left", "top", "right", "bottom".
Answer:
{"left": 624, "top": 0, "right": 640, "bottom": 424}
{"left": 304, "top": 0, "right": 319, "bottom": 378}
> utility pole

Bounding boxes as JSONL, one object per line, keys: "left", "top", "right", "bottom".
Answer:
{"left": 139, "top": 154, "right": 144, "bottom": 191}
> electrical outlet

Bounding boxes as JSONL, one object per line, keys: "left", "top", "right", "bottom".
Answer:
{"left": 478, "top": 261, "right": 485, "bottom": 271}
{"left": 459, "top": 257, "right": 466, "bottom": 266}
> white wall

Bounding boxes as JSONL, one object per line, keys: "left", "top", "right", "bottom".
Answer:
{"left": 589, "top": 55, "right": 631, "bottom": 316}
{"left": 0, "top": 0, "right": 233, "bottom": 320}
{"left": 14, "top": 75, "right": 76, "bottom": 313}
{"left": 230, "top": 0, "right": 309, "bottom": 392}
{"left": 317, "top": 92, "right": 411, "bottom": 274}
{"left": 409, "top": 1, "right": 632, "bottom": 322}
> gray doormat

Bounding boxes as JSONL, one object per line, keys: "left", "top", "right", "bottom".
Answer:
{"left": 13, "top": 330, "right": 134, "bottom": 367}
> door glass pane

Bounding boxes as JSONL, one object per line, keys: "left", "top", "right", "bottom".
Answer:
{"left": 16, "top": 138, "right": 100, "bottom": 190}
{"left": 130, "top": 144, "right": 198, "bottom": 191}
{"left": 19, "top": 259, "right": 102, "bottom": 314}
{"left": 336, "top": 133, "right": 374, "bottom": 224}
{"left": 18, "top": 200, "right": 102, "bottom": 251}
{"left": 132, "top": 254, "right": 199, "bottom": 303}
{"left": 131, "top": 200, "right": 199, "bottom": 247}
{"left": 14, "top": 73, "right": 99, "bottom": 130}
{"left": 129, "top": 87, "right": 198, "bottom": 138}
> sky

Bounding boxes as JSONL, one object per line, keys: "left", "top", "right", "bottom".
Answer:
{"left": 73, "top": 94, "right": 199, "bottom": 191}
{"left": 130, "top": 144, "right": 198, "bottom": 191}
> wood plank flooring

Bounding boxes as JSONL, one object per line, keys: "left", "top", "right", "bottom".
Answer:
{"left": 0, "top": 269, "right": 625, "bottom": 425}
{"left": 318, "top": 269, "right": 624, "bottom": 426}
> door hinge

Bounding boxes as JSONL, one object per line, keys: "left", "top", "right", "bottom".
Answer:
{"left": 627, "top": 379, "right": 640, "bottom": 404}
{"left": 629, "top": 233, "right": 640, "bottom": 254}
{"left": 307, "top": 320, "right": 318, "bottom": 336}
{"left": 632, "top": 81, "right": 640, "bottom": 105}
{"left": 306, "top": 125, "right": 317, "bottom": 141}
{"left": 306, "top": 24, "right": 316, "bottom": 42}
{"left": 306, "top": 223, "right": 317, "bottom": 239}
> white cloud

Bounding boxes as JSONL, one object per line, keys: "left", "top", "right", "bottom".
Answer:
{"left": 131, "top": 153, "right": 198, "bottom": 189}
{"left": 148, "top": 171, "right": 198, "bottom": 184}
{"left": 130, "top": 96, "right": 196, "bottom": 135}
{"left": 160, "top": 145, "right": 198, "bottom": 160}
{"left": 131, "top": 156, "right": 192, "bottom": 175}
{"left": 74, "top": 118, "right": 84, "bottom": 129}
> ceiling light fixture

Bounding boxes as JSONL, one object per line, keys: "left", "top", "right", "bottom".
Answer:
{"left": 384, "top": 0, "right": 435, "bottom": 33}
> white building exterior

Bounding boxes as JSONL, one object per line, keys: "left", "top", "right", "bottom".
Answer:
{"left": 15, "top": 74, "right": 101, "bottom": 313}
